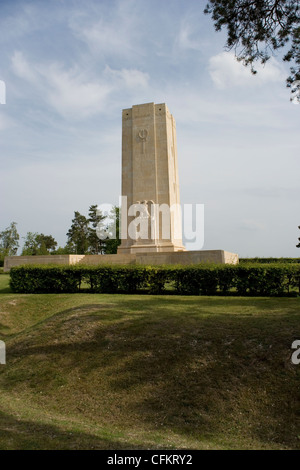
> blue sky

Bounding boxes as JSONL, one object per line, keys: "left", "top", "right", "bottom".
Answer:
{"left": 0, "top": 0, "right": 299, "bottom": 257}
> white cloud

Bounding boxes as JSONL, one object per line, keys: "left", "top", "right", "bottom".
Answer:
{"left": 0, "top": 113, "right": 14, "bottom": 131}
{"left": 174, "top": 9, "right": 211, "bottom": 53}
{"left": 104, "top": 66, "right": 149, "bottom": 89}
{"left": 74, "top": 20, "right": 133, "bottom": 56}
{"left": 0, "top": 4, "right": 45, "bottom": 45}
{"left": 11, "top": 52, "right": 111, "bottom": 118}
{"left": 176, "top": 14, "right": 204, "bottom": 51}
{"left": 209, "top": 52, "right": 285, "bottom": 89}
{"left": 11, "top": 51, "right": 38, "bottom": 82}
{"left": 0, "top": 80, "right": 5, "bottom": 104}
{"left": 177, "top": 21, "right": 201, "bottom": 51}
{"left": 10, "top": 51, "right": 149, "bottom": 119}
{"left": 45, "top": 64, "right": 112, "bottom": 118}
{"left": 69, "top": 1, "right": 141, "bottom": 59}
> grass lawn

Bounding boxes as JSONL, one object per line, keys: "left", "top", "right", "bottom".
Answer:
{"left": 0, "top": 273, "right": 299, "bottom": 450}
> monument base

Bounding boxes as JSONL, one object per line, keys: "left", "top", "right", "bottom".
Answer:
{"left": 117, "top": 242, "right": 186, "bottom": 255}
{"left": 4, "top": 250, "right": 239, "bottom": 272}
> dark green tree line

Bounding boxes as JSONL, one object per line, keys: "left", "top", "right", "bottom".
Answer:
{"left": 1, "top": 205, "right": 120, "bottom": 259}
{"left": 21, "top": 232, "right": 57, "bottom": 256}
{"left": 66, "top": 205, "right": 120, "bottom": 255}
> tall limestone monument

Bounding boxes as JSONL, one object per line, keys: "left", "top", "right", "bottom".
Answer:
{"left": 118, "top": 102, "right": 186, "bottom": 254}
{"left": 4, "top": 101, "right": 239, "bottom": 272}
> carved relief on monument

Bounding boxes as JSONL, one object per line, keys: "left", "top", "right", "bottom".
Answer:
{"left": 137, "top": 129, "right": 148, "bottom": 155}
{"left": 131, "top": 200, "right": 156, "bottom": 244}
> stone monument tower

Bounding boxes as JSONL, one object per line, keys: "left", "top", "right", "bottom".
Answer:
{"left": 118, "top": 102, "right": 186, "bottom": 254}
{"left": 4, "top": 102, "right": 239, "bottom": 272}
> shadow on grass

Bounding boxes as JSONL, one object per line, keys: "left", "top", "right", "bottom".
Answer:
{"left": 0, "top": 410, "right": 146, "bottom": 450}
{"left": 1, "top": 297, "right": 300, "bottom": 449}
{"left": 0, "top": 274, "right": 12, "bottom": 294}
{"left": 0, "top": 287, "right": 12, "bottom": 294}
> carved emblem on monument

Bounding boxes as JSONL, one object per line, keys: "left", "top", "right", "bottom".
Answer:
{"left": 137, "top": 129, "right": 148, "bottom": 154}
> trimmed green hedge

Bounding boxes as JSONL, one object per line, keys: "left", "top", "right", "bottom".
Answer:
{"left": 9, "top": 265, "right": 82, "bottom": 293}
{"left": 240, "top": 257, "right": 300, "bottom": 264}
{"left": 9, "top": 263, "right": 300, "bottom": 296}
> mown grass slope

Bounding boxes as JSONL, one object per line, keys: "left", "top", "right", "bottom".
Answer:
{"left": 0, "top": 274, "right": 299, "bottom": 450}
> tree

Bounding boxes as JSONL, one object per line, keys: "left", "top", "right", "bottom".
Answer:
{"left": 0, "top": 222, "right": 19, "bottom": 263}
{"left": 297, "top": 225, "right": 300, "bottom": 247}
{"left": 66, "top": 211, "right": 89, "bottom": 254}
{"left": 54, "top": 246, "right": 70, "bottom": 255}
{"left": 65, "top": 205, "right": 121, "bottom": 255}
{"left": 104, "top": 206, "right": 121, "bottom": 254}
{"left": 36, "top": 234, "right": 57, "bottom": 254}
{"left": 21, "top": 232, "right": 40, "bottom": 255}
{"left": 204, "top": 0, "right": 300, "bottom": 100}
{"left": 21, "top": 232, "right": 58, "bottom": 255}
{"left": 88, "top": 204, "right": 106, "bottom": 254}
